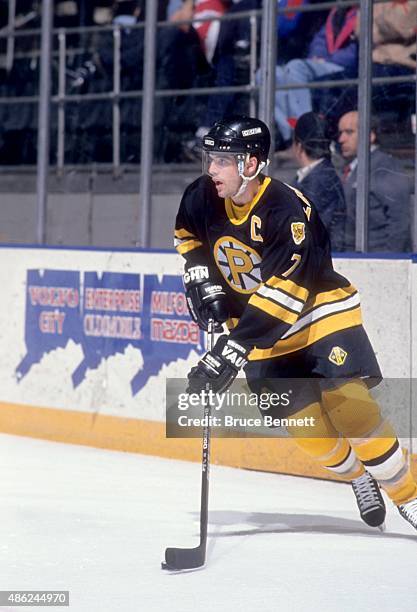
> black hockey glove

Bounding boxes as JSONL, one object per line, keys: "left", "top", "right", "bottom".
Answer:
{"left": 187, "top": 335, "right": 249, "bottom": 394}
{"left": 183, "top": 265, "right": 229, "bottom": 332}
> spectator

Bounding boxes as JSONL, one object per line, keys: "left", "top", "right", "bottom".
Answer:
{"left": 183, "top": 0, "right": 260, "bottom": 159}
{"left": 338, "top": 110, "right": 412, "bottom": 252}
{"left": 84, "top": 0, "right": 170, "bottom": 92}
{"left": 291, "top": 112, "right": 345, "bottom": 251}
{"left": 183, "top": 0, "right": 325, "bottom": 159}
{"left": 363, "top": 0, "right": 417, "bottom": 123}
{"left": 67, "top": 0, "right": 204, "bottom": 162}
{"left": 192, "top": 0, "right": 228, "bottom": 63}
{"left": 276, "top": 0, "right": 325, "bottom": 64}
{"left": 314, "top": 1, "right": 417, "bottom": 136}
{"left": 64, "top": 1, "right": 156, "bottom": 162}
{"left": 187, "top": 0, "right": 321, "bottom": 158}
{"left": 75, "top": 0, "right": 209, "bottom": 163}
{"left": 0, "top": 0, "right": 42, "bottom": 165}
{"left": 155, "top": 0, "right": 212, "bottom": 160}
{"left": 169, "top": 0, "right": 228, "bottom": 59}
{"left": 68, "top": 1, "right": 146, "bottom": 94}
{"left": 360, "top": 0, "right": 417, "bottom": 75}
{"left": 274, "top": 5, "right": 358, "bottom": 151}
{"left": 167, "top": 0, "right": 185, "bottom": 19}
{"left": 54, "top": 1, "right": 79, "bottom": 28}
{"left": 158, "top": 0, "right": 209, "bottom": 95}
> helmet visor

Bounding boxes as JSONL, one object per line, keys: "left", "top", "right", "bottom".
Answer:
{"left": 202, "top": 151, "right": 243, "bottom": 176}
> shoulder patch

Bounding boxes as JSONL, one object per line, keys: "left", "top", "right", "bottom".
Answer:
{"left": 291, "top": 222, "right": 305, "bottom": 245}
{"left": 328, "top": 346, "right": 348, "bottom": 366}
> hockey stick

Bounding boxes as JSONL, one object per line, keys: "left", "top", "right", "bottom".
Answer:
{"left": 162, "top": 319, "right": 215, "bottom": 571}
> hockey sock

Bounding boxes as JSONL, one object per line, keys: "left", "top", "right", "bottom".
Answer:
{"left": 286, "top": 401, "right": 364, "bottom": 480}
{"left": 322, "top": 380, "right": 417, "bottom": 505}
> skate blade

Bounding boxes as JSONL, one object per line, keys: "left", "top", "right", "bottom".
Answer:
{"left": 161, "top": 561, "right": 205, "bottom": 574}
{"left": 377, "top": 522, "right": 386, "bottom": 532}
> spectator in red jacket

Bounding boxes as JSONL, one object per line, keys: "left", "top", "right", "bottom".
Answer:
{"left": 274, "top": 6, "right": 358, "bottom": 150}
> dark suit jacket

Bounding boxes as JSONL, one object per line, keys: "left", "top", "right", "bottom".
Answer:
{"left": 292, "top": 157, "right": 346, "bottom": 251}
{"left": 343, "top": 148, "right": 412, "bottom": 252}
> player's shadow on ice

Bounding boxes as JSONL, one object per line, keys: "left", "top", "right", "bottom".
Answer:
{"left": 203, "top": 511, "right": 417, "bottom": 543}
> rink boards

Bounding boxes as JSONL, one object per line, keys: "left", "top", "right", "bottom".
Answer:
{"left": 0, "top": 246, "right": 415, "bottom": 481}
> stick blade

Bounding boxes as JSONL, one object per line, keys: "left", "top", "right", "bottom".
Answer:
{"left": 161, "top": 545, "right": 205, "bottom": 571}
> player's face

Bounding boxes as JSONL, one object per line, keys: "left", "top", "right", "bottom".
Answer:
{"left": 204, "top": 153, "right": 241, "bottom": 198}
{"left": 338, "top": 111, "right": 359, "bottom": 160}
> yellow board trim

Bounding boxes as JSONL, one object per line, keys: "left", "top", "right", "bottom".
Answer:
{"left": 225, "top": 177, "right": 271, "bottom": 225}
{"left": 176, "top": 239, "right": 203, "bottom": 255}
{"left": 249, "top": 306, "right": 363, "bottom": 360}
{"left": 249, "top": 293, "right": 299, "bottom": 325}
{"left": 0, "top": 401, "right": 415, "bottom": 482}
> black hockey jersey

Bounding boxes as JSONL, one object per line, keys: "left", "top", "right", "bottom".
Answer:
{"left": 175, "top": 174, "right": 362, "bottom": 361}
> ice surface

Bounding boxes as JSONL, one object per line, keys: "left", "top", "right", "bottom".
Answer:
{"left": 0, "top": 433, "right": 416, "bottom": 612}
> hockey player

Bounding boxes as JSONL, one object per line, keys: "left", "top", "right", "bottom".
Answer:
{"left": 174, "top": 115, "right": 417, "bottom": 532}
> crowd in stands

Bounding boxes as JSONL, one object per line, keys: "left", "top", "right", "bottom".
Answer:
{"left": 0, "top": 0, "right": 415, "bottom": 251}
{"left": 290, "top": 109, "right": 413, "bottom": 253}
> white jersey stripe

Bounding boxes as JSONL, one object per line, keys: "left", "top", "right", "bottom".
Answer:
{"left": 174, "top": 236, "right": 191, "bottom": 248}
{"left": 281, "top": 293, "right": 361, "bottom": 339}
{"left": 257, "top": 285, "right": 305, "bottom": 313}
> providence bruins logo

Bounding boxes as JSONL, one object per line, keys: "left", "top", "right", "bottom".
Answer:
{"left": 214, "top": 236, "right": 262, "bottom": 294}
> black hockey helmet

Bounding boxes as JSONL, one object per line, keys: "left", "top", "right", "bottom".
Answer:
{"left": 202, "top": 115, "right": 271, "bottom": 162}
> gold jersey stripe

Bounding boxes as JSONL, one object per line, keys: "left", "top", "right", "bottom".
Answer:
{"left": 225, "top": 177, "right": 272, "bottom": 225}
{"left": 304, "top": 285, "right": 357, "bottom": 313}
{"left": 176, "top": 239, "right": 203, "bottom": 255}
{"left": 266, "top": 276, "right": 309, "bottom": 302}
{"left": 282, "top": 293, "right": 360, "bottom": 340}
{"left": 249, "top": 306, "right": 362, "bottom": 360}
{"left": 225, "top": 288, "right": 356, "bottom": 334}
{"left": 249, "top": 293, "right": 299, "bottom": 325}
{"left": 175, "top": 228, "right": 196, "bottom": 239}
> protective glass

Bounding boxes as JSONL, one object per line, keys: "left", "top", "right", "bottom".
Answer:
{"left": 202, "top": 151, "right": 242, "bottom": 175}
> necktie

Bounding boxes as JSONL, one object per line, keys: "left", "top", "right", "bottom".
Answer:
{"left": 342, "top": 163, "right": 351, "bottom": 182}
